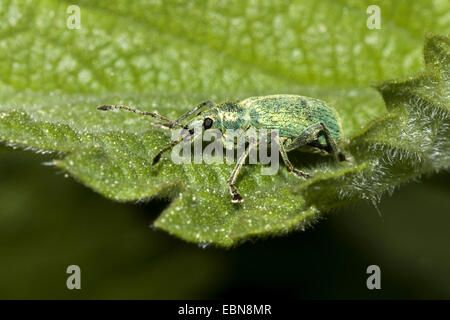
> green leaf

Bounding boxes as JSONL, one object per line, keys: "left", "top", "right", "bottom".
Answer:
{"left": 0, "top": 1, "right": 449, "bottom": 246}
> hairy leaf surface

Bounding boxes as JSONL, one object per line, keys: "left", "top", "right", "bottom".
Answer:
{"left": 0, "top": 1, "right": 449, "bottom": 246}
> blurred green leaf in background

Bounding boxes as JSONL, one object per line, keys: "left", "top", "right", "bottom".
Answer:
{"left": 0, "top": 0, "right": 449, "bottom": 298}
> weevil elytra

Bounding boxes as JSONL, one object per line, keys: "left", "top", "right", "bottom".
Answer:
{"left": 98, "top": 94, "right": 347, "bottom": 203}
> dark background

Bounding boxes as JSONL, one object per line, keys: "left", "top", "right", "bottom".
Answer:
{"left": 0, "top": 146, "right": 448, "bottom": 299}
{"left": 0, "top": 0, "right": 449, "bottom": 300}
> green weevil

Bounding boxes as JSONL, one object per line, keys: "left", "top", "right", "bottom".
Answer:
{"left": 98, "top": 94, "right": 347, "bottom": 203}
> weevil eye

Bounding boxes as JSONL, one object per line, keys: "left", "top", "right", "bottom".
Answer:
{"left": 203, "top": 117, "right": 213, "bottom": 129}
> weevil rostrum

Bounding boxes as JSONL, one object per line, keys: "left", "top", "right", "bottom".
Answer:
{"left": 98, "top": 94, "right": 347, "bottom": 203}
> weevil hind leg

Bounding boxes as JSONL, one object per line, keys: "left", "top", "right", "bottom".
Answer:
{"left": 286, "top": 122, "right": 346, "bottom": 162}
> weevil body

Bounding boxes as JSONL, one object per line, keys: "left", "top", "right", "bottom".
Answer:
{"left": 99, "top": 94, "right": 347, "bottom": 203}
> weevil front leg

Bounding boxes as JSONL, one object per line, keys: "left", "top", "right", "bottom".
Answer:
{"left": 286, "top": 122, "right": 347, "bottom": 162}
{"left": 227, "top": 137, "right": 255, "bottom": 203}
{"left": 279, "top": 139, "right": 312, "bottom": 178}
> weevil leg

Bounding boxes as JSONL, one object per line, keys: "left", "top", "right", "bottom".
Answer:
{"left": 286, "top": 122, "right": 347, "bottom": 162}
{"left": 227, "top": 136, "right": 255, "bottom": 203}
{"left": 152, "top": 128, "right": 203, "bottom": 165}
{"left": 279, "top": 139, "right": 312, "bottom": 178}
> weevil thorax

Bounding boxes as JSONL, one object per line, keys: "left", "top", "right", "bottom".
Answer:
{"left": 214, "top": 101, "right": 250, "bottom": 131}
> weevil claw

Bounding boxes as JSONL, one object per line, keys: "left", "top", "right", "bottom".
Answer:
{"left": 338, "top": 152, "right": 352, "bottom": 162}
{"left": 292, "top": 169, "right": 312, "bottom": 179}
{"left": 231, "top": 193, "right": 244, "bottom": 203}
{"left": 152, "top": 154, "right": 162, "bottom": 165}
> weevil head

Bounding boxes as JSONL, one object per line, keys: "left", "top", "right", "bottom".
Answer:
{"left": 185, "top": 108, "right": 221, "bottom": 135}
{"left": 152, "top": 102, "right": 248, "bottom": 166}
{"left": 185, "top": 101, "right": 249, "bottom": 134}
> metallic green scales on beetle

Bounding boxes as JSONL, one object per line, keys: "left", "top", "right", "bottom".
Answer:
{"left": 98, "top": 94, "right": 347, "bottom": 203}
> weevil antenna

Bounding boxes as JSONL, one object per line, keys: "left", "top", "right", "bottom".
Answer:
{"left": 98, "top": 105, "right": 187, "bottom": 129}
